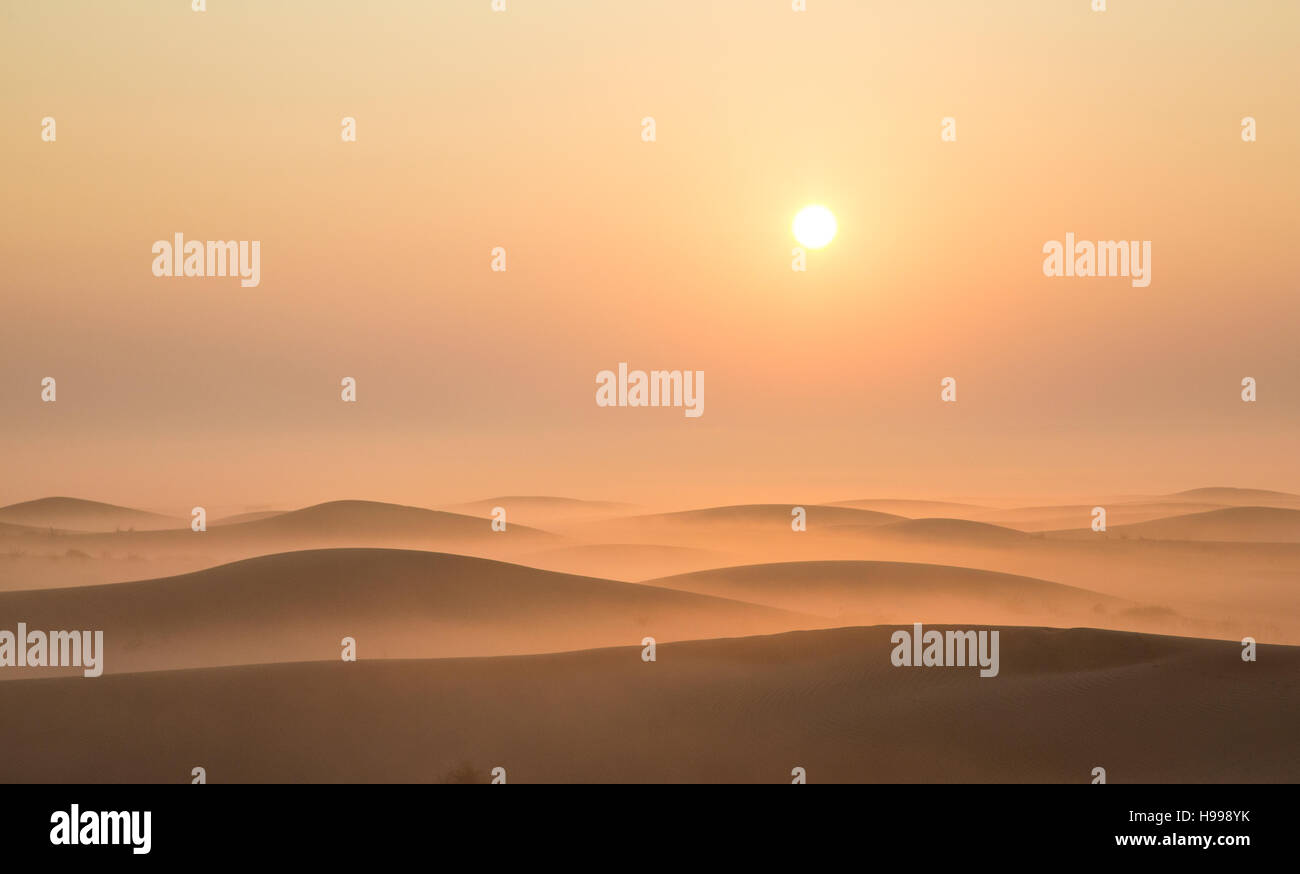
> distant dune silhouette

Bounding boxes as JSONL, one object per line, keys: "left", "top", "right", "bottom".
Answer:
{"left": 975, "top": 502, "right": 1231, "bottom": 531}
{"left": 0, "top": 500, "right": 562, "bottom": 591}
{"left": 579, "top": 504, "right": 906, "bottom": 546}
{"left": 216, "top": 500, "right": 555, "bottom": 541}
{"left": 0, "top": 497, "right": 181, "bottom": 532}
{"left": 525, "top": 542, "right": 729, "bottom": 580}
{"left": 828, "top": 499, "right": 991, "bottom": 516}
{"left": 1057, "top": 506, "right": 1300, "bottom": 543}
{"left": 442, "top": 496, "right": 639, "bottom": 527}
{"left": 863, "top": 517, "right": 1035, "bottom": 545}
{"left": 1167, "top": 487, "right": 1300, "bottom": 506}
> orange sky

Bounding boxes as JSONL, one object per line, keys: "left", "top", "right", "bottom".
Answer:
{"left": 2, "top": 0, "right": 1298, "bottom": 512}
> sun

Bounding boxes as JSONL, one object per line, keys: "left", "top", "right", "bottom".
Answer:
{"left": 792, "top": 205, "right": 837, "bottom": 249}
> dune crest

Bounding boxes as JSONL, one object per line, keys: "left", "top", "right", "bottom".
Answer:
{"left": 0, "top": 625, "right": 1293, "bottom": 783}
{"left": 0, "top": 548, "right": 817, "bottom": 676}
{"left": 0, "top": 497, "right": 182, "bottom": 532}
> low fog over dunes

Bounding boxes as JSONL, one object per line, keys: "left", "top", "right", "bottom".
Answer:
{"left": 0, "top": 497, "right": 182, "bottom": 532}
{"left": 0, "top": 548, "right": 815, "bottom": 676}
{"left": 0, "top": 500, "right": 560, "bottom": 591}
{"left": 644, "top": 560, "right": 1130, "bottom": 625}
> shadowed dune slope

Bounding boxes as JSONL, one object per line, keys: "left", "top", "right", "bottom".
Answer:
{"left": 212, "top": 500, "right": 554, "bottom": 542}
{"left": 1167, "top": 487, "right": 1300, "bottom": 507}
{"left": 0, "top": 548, "right": 816, "bottom": 676}
{"left": 0, "top": 626, "right": 1294, "bottom": 783}
{"left": 0, "top": 500, "right": 560, "bottom": 591}
{"left": 642, "top": 560, "right": 1130, "bottom": 625}
{"left": 1052, "top": 507, "right": 1300, "bottom": 543}
{"left": 6, "top": 500, "right": 555, "bottom": 552}
{"left": 0, "top": 497, "right": 182, "bottom": 532}
{"left": 211, "top": 510, "right": 287, "bottom": 526}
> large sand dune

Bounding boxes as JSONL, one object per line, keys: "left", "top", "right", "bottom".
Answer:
{"left": 0, "top": 500, "right": 561, "bottom": 591}
{"left": 210, "top": 500, "right": 556, "bottom": 543}
{"left": 0, "top": 497, "right": 182, "bottom": 532}
{"left": 0, "top": 487, "right": 1295, "bottom": 784}
{"left": 529, "top": 501, "right": 1300, "bottom": 643}
{"left": 0, "top": 548, "right": 815, "bottom": 676}
{"left": 643, "top": 560, "right": 1138, "bottom": 628}
{"left": 1072, "top": 506, "right": 1300, "bottom": 543}
{"left": 0, "top": 626, "right": 1293, "bottom": 783}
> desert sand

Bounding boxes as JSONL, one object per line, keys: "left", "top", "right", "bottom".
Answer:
{"left": 0, "top": 548, "right": 816, "bottom": 676}
{"left": 0, "top": 626, "right": 1293, "bottom": 783}
{"left": 1, "top": 489, "right": 1296, "bottom": 782}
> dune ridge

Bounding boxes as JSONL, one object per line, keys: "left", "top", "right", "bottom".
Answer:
{"left": 0, "top": 625, "right": 1293, "bottom": 783}
{"left": 0, "top": 497, "right": 182, "bottom": 532}
{"left": 0, "top": 548, "right": 818, "bottom": 676}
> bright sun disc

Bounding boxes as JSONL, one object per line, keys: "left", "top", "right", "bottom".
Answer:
{"left": 793, "top": 205, "right": 837, "bottom": 249}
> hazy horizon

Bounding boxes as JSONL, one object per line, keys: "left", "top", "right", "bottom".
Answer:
{"left": 4, "top": 484, "right": 1300, "bottom": 521}
{"left": 4, "top": 0, "right": 1299, "bottom": 510}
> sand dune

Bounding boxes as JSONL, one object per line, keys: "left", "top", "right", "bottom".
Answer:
{"left": 211, "top": 510, "right": 288, "bottom": 526}
{"left": 1167, "top": 487, "right": 1300, "bottom": 507}
{"left": 3, "top": 491, "right": 1295, "bottom": 645}
{"left": 865, "top": 517, "right": 1035, "bottom": 545}
{"left": 973, "top": 502, "right": 1231, "bottom": 532}
{"left": 215, "top": 500, "right": 554, "bottom": 542}
{"left": 825, "top": 491, "right": 1300, "bottom": 531}
{"left": 829, "top": 492, "right": 1298, "bottom": 532}
{"left": 532, "top": 501, "right": 1300, "bottom": 642}
{"left": 828, "top": 499, "right": 990, "bottom": 516}
{"left": 2, "top": 486, "right": 1296, "bottom": 784}
{"left": 0, "top": 497, "right": 182, "bottom": 532}
{"left": 0, "top": 548, "right": 815, "bottom": 677}
{"left": 0, "top": 500, "right": 561, "bottom": 591}
{"left": 442, "top": 496, "right": 638, "bottom": 527}
{"left": 640, "top": 504, "right": 906, "bottom": 527}
{"left": 782, "top": 527, "right": 1300, "bottom": 643}
{"left": 1, "top": 626, "right": 1293, "bottom": 783}
{"left": 524, "top": 542, "right": 731, "bottom": 580}
{"left": 571, "top": 504, "right": 906, "bottom": 549}
{"left": 643, "top": 560, "right": 1140, "bottom": 629}
{"left": 1075, "top": 506, "right": 1300, "bottom": 543}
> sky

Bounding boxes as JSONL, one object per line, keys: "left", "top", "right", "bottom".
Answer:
{"left": 2, "top": 0, "right": 1298, "bottom": 512}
